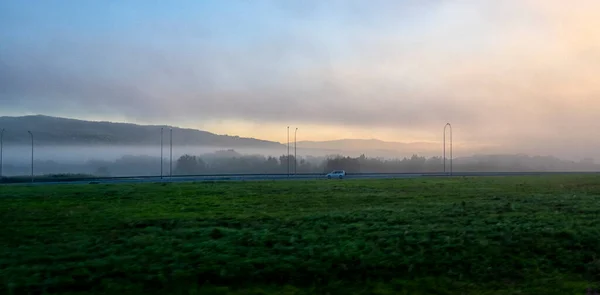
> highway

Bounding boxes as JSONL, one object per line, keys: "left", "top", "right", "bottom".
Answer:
{"left": 5, "top": 171, "right": 600, "bottom": 186}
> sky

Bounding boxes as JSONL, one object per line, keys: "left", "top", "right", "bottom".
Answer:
{"left": 1, "top": 0, "right": 600, "bottom": 156}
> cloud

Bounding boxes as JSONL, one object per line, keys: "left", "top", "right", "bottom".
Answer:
{"left": 1, "top": 0, "right": 600, "bottom": 155}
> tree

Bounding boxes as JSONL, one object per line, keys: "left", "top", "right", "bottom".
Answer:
{"left": 174, "top": 154, "right": 206, "bottom": 175}
{"left": 324, "top": 156, "right": 360, "bottom": 173}
{"left": 279, "top": 155, "right": 296, "bottom": 173}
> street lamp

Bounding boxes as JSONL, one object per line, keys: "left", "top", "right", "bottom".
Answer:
{"left": 443, "top": 123, "right": 453, "bottom": 175}
{"left": 0, "top": 129, "right": 4, "bottom": 180}
{"left": 160, "top": 127, "right": 164, "bottom": 179}
{"left": 28, "top": 131, "right": 33, "bottom": 183}
{"left": 287, "top": 126, "right": 290, "bottom": 177}
{"left": 169, "top": 128, "right": 173, "bottom": 177}
{"left": 294, "top": 127, "right": 298, "bottom": 174}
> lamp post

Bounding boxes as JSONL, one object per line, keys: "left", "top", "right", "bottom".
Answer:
{"left": 28, "top": 131, "right": 33, "bottom": 183}
{"left": 169, "top": 128, "right": 173, "bottom": 177}
{"left": 286, "top": 126, "right": 290, "bottom": 177}
{"left": 443, "top": 123, "right": 453, "bottom": 175}
{"left": 294, "top": 128, "right": 298, "bottom": 174}
{"left": 0, "top": 129, "right": 4, "bottom": 180}
{"left": 160, "top": 128, "right": 163, "bottom": 179}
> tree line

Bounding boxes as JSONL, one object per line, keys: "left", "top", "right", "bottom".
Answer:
{"left": 1, "top": 149, "right": 598, "bottom": 177}
{"left": 171, "top": 151, "right": 599, "bottom": 175}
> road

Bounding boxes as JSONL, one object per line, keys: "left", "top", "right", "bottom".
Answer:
{"left": 7, "top": 171, "right": 600, "bottom": 186}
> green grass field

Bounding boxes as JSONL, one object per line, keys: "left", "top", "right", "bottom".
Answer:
{"left": 2, "top": 176, "right": 600, "bottom": 294}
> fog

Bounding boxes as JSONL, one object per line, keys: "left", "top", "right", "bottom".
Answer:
{"left": 1, "top": 144, "right": 597, "bottom": 177}
{"left": 2, "top": 145, "right": 281, "bottom": 165}
{"left": 0, "top": 144, "right": 442, "bottom": 166}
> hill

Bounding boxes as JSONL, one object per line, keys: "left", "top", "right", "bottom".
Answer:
{"left": 0, "top": 115, "right": 283, "bottom": 147}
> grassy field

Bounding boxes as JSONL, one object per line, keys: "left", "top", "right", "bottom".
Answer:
{"left": 2, "top": 176, "right": 600, "bottom": 294}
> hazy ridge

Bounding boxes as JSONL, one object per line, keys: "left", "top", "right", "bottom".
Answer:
{"left": 0, "top": 115, "right": 282, "bottom": 148}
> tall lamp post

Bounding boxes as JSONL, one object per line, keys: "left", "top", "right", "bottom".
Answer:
{"left": 286, "top": 126, "right": 290, "bottom": 177}
{"left": 160, "top": 128, "right": 164, "bottom": 179}
{"left": 28, "top": 131, "right": 33, "bottom": 183}
{"left": 0, "top": 129, "right": 4, "bottom": 180}
{"left": 169, "top": 128, "right": 173, "bottom": 177}
{"left": 443, "top": 123, "right": 453, "bottom": 175}
{"left": 294, "top": 128, "right": 298, "bottom": 174}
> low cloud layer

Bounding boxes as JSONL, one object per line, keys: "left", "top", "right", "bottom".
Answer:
{"left": 1, "top": 0, "right": 600, "bottom": 156}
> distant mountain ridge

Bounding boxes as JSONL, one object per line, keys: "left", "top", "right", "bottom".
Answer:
{"left": 0, "top": 115, "right": 283, "bottom": 147}
{"left": 1, "top": 115, "right": 451, "bottom": 155}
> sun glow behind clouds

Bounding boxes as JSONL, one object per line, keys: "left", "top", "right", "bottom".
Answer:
{"left": 1, "top": 0, "right": 600, "bottom": 157}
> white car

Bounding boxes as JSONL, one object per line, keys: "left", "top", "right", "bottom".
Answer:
{"left": 326, "top": 170, "right": 346, "bottom": 179}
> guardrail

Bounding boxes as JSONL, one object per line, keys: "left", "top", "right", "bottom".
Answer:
{"left": 3, "top": 171, "right": 600, "bottom": 185}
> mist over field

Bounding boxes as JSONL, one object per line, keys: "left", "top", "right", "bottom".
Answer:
{"left": 0, "top": 142, "right": 451, "bottom": 166}
{"left": 1, "top": 145, "right": 285, "bottom": 165}
{"left": 0, "top": 143, "right": 597, "bottom": 177}
{"left": 0, "top": 143, "right": 427, "bottom": 176}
